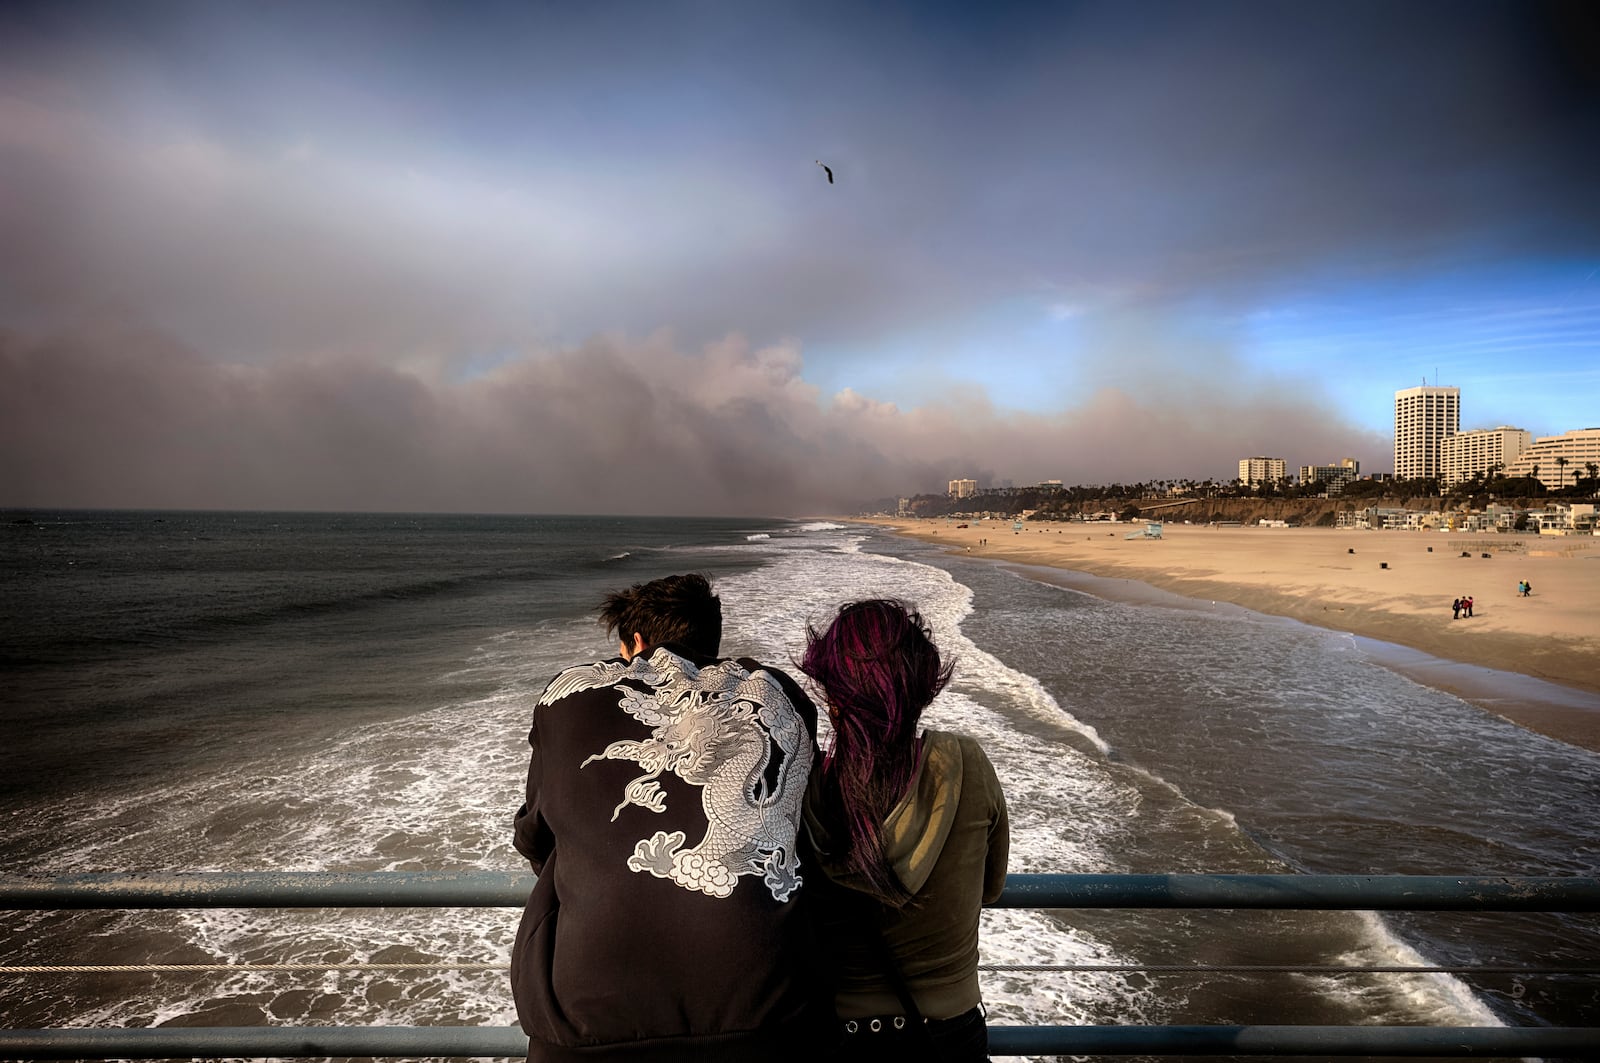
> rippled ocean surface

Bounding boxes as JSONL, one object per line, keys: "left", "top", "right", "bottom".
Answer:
{"left": 3, "top": 512, "right": 1596, "bottom": 1057}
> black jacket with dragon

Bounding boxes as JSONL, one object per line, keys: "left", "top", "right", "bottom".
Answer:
{"left": 511, "top": 644, "right": 828, "bottom": 1062}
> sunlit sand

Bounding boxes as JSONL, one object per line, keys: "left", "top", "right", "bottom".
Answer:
{"left": 855, "top": 518, "right": 1600, "bottom": 751}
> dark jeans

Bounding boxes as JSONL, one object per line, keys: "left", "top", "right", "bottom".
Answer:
{"left": 831, "top": 1005, "right": 988, "bottom": 1062}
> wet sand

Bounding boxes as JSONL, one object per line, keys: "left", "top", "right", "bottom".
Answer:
{"left": 853, "top": 518, "right": 1600, "bottom": 753}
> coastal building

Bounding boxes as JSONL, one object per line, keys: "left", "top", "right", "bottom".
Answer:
{"left": 1439, "top": 427, "right": 1532, "bottom": 487}
{"left": 1385, "top": 509, "right": 1444, "bottom": 530}
{"left": 1394, "top": 385, "right": 1460, "bottom": 481}
{"left": 948, "top": 478, "right": 977, "bottom": 499}
{"left": 1337, "top": 506, "right": 1423, "bottom": 530}
{"left": 1238, "top": 456, "right": 1286, "bottom": 487}
{"left": 1503, "top": 428, "right": 1600, "bottom": 491}
{"left": 1484, "top": 504, "right": 1520, "bottom": 532}
{"left": 1299, "top": 458, "right": 1361, "bottom": 495}
{"left": 1536, "top": 503, "right": 1597, "bottom": 535}
{"left": 1447, "top": 511, "right": 1499, "bottom": 533}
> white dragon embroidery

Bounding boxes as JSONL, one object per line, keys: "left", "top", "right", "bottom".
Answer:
{"left": 539, "top": 649, "right": 812, "bottom": 901}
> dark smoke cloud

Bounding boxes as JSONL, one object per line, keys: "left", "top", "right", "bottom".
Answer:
{"left": 0, "top": 327, "right": 1388, "bottom": 514}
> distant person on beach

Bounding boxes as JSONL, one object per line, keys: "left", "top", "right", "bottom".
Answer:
{"left": 799, "top": 599, "right": 1010, "bottom": 1062}
{"left": 1465, "top": 595, "right": 1474, "bottom": 618}
{"left": 1452, "top": 597, "right": 1462, "bottom": 620}
{"left": 510, "top": 573, "right": 829, "bottom": 1062}
{"left": 1521, "top": 580, "right": 1532, "bottom": 597}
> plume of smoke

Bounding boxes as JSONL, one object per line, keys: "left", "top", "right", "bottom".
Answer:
{"left": 1, "top": 326, "right": 1387, "bottom": 515}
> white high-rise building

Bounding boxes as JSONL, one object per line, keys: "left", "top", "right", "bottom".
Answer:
{"left": 1238, "top": 457, "right": 1286, "bottom": 487}
{"left": 1439, "top": 427, "right": 1531, "bottom": 487}
{"left": 1504, "top": 428, "right": 1600, "bottom": 491}
{"left": 947, "top": 478, "right": 977, "bottom": 499}
{"left": 1394, "top": 385, "right": 1460, "bottom": 480}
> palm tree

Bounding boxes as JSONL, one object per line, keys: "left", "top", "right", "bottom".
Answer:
{"left": 1556, "top": 456, "right": 1570, "bottom": 493}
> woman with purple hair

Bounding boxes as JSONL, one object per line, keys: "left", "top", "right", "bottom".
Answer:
{"left": 800, "top": 599, "right": 1010, "bottom": 1062}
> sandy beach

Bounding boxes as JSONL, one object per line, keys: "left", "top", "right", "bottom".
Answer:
{"left": 855, "top": 518, "right": 1600, "bottom": 752}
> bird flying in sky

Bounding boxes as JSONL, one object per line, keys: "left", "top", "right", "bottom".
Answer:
{"left": 815, "top": 160, "right": 833, "bottom": 184}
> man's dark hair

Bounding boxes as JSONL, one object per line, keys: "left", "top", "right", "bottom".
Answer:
{"left": 598, "top": 573, "right": 722, "bottom": 658}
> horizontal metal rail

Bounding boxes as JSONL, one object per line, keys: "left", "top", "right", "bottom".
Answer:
{"left": 8, "top": 960, "right": 1600, "bottom": 977}
{"left": 3, "top": 872, "right": 1596, "bottom": 1058}
{"left": 0, "top": 1024, "right": 1596, "bottom": 1058}
{"left": 4, "top": 871, "right": 1597, "bottom": 910}
{"left": 0, "top": 870, "right": 540, "bottom": 910}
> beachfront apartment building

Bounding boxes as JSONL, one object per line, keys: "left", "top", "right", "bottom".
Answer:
{"left": 1299, "top": 458, "right": 1361, "bottom": 495}
{"left": 948, "top": 478, "right": 978, "bottom": 499}
{"left": 1537, "top": 504, "right": 1598, "bottom": 535}
{"left": 1439, "top": 427, "right": 1532, "bottom": 487}
{"left": 1238, "top": 456, "right": 1286, "bottom": 487}
{"left": 1394, "top": 385, "right": 1460, "bottom": 481}
{"left": 1503, "top": 428, "right": 1600, "bottom": 491}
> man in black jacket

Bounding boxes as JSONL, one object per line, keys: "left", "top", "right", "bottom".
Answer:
{"left": 511, "top": 573, "right": 829, "bottom": 1062}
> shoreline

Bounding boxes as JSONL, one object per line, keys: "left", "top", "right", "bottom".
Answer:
{"left": 846, "top": 518, "right": 1600, "bottom": 754}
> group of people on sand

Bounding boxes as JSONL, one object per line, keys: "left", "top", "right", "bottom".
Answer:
{"left": 510, "top": 573, "right": 1009, "bottom": 1063}
{"left": 1451, "top": 580, "right": 1537, "bottom": 620}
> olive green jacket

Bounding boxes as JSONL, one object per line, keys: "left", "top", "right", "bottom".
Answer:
{"left": 802, "top": 730, "right": 1010, "bottom": 1020}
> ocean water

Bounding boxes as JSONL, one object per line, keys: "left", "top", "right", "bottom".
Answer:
{"left": 2, "top": 511, "right": 1596, "bottom": 1059}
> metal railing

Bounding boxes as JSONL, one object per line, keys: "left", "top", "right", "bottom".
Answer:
{"left": 3, "top": 872, "right": 1597, "bottom": 1059}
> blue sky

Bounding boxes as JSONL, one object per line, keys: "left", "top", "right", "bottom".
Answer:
{"left": 810, "top": 261, "right": 1600, "bottom": 437}
{"left": 1, "top": 1, "right": 1596, "bottom": 513}
{"left": 1237, "top": 265, "right": 1600, "bottom": 437}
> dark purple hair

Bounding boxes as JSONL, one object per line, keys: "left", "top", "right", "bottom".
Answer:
{"left": 801, "top": 599, "right": 952, "bottom": 901}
